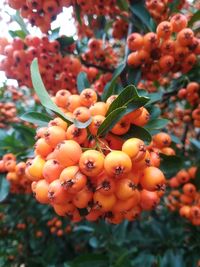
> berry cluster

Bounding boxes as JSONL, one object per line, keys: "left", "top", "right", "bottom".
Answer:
{"left": 127, "top": 14, "right": 200, "bottom": 81}
{"left": 146, "top": 0, "right": 186, "bottom": 23}
{"left": 24, "top": 88, "right": 167, "bottom": 224}
{"left": 0, "top": 36, "right": 85, "bottom": 93}
{"left": 168, "top": 167, "right": 200, "bottom": 226}
{"left": 82, "top": 38, "right": 118, "bottom": 70}
{"left": 0, "top": 102, "right": 18, "bottom": 128}
{"left": 47, "top": 217, "right": 72, "bottom": 236}
{"left": 0, "top": 153, "right": 32, "bottom": 194}
{"left": 7, "top": 0, "right": 71, "bottom": 32}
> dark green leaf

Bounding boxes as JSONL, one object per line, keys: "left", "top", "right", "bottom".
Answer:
{"left": 70, "top": 253, "right": 109, "bottom": 267}
{"left": 97, "top": 107, "right": 127, "bottom": 136}
{"left": 193, "top": 166, "right": 200, "bottom": 190}
{"left": 107, "top": 85, "right": 149, "bottom": 116}
{"left": 56, "top": 36, "right": 75, "bottom": 48}
{"left": 74, "top": 4, "right": 82, "bottom": 25}
{"left": 130, "top": 3, "right": 156, "bottom": 32}
{"left": 160, "top": 155, "right": 183, "bottom": 178}
{"left": 102, "top": 63, "right": 125, "bottom": 101}
{"left": 21, "top": 111, "right": 52, "bottom": 126}
{"left": 127, "top": 67, "right": 141, "bottom": 86}
{"left": 0, "top": 175, "right": 10, "bottom": 202}
{"left": 116, "top": 0, "right": 129, "bottom": 11}
{"left": 122, "top": 124, "right": 152, "bottom": 144}
{"left": 77, "top": 72, "right": 90, "bottom": 93}
{"left": 145, "top": 118, "right": 169, "bottom": 130}
{"left": 147, "top": 106, "right": 161, "bottom": 119}
{"left": 49, "top": 27, "right": 60, "bottom": 40}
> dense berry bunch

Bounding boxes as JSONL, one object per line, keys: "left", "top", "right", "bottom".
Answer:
{"left": 0, "top": 153, "right": 32, "bottom": 194}
{"left": 146, "top": 0, "right": 186, "bottom": 23}
{"left": 24, "top": 88, "right": 168, "bottom": 224}
{"left": 127, "top": 14, "right": 200, "bottom": 80}
{"left": 82, "top": 38, "right": 119, "bottom": 70}
{"left": 0, "top": 102, "right": 18, "bottom": 128}
{"left": 167, "top": 167, "right": 200, "bottom": 226}
{"left": 7, "top": 0, "right": 71, "bottom": 32}
{"left": 0, "top": 36, "right": 86, "bottom": 93}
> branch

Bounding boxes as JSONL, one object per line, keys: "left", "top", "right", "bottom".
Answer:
{"left": 80, "top": 59, "right": 114, "bottom": 73}
{"left": 181, "top": 124, "right": 189, "bottom": 154}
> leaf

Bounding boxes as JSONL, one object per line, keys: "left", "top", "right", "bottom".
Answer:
{"left": 0, "top": 175, "right": 10, "bottom": 202}
{"left": 21, "top": 111, "right": 52, "bottom": 126}
{"left": 30, "top": 59, "right": 73, "bottom": 125}
{"left": 147, "top": 106, "right": 161, "bottom": 120}
{"left": 8, "top": 30, "right": 26, "bottom": 39}
{"left": 168, "top": 0, "right": 183, "bottom": 13}
{"left": 74, "top": 4, "right": 82, "bottom": 25}
{"left": 160, "top": 155, "right": 184, "bottom": 178}
{"left": 127, "top": 67, "right": 141, "bottom": 86}
{"left": 130, "top": 3, "right": 156, "bottom": 32}
{"left": 49, "top": 27, "right": 60, "bottom": 40}
{"left": 190, "top": 139, "right": 200, "bottom": 150}
{"left": 77, "top": 72, "right": 90, "bottom": 93}
{"left": 122, "top": 124, "right": 152, "bottom": 144}
{"left": 146, "top": 91, "right": 163, "bottom": 106}
{"left": 106, "top": 84, "right": 149, "bottom": 116}
{"left": 116, "top": 0, "right": 129, "bottom": 11}
{"left": 11, "top": 11, "right": 29, "bottom": 35}
{"left": 70, "top": 254, "right": 109, "bottom": 267}
{"left": 102, "top": 63, "right": 125, "bottom": 101}
{"left": 145, "top": 118, "right": 169, "bottom": 130}
{"left": 56, "top": 36, "right": 75, "bottom": 48}
{"left": 97, "top": 107, "right": 127, "bottom": 136}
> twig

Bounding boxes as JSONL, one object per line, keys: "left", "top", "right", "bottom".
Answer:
{"left": 181, "top": 124, "right": 189, "bottom": 154}
{"left": 81, "top": 59, "right": 114, "bottom": 73}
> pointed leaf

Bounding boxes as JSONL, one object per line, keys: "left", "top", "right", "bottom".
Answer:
{"left": 160, "top": 154, "right": 184, "bottom": 178}
{"left": 102, "top": 63, "right": 125, "bottom": 101}
{"left": 97, "top": 107, "right": 127, "bottom": 136}
{"left": 0, "top": 175, "right": 10, "bottom": 202}
{"left": 145, "top": 118, "right": 169, "bottom": 130}
{"left": 21, "top": 111, "right": 51, "bottom": 126}
{"left": 122, "top": 124, "right": 152, "bottom": 144}
{"left": 77, "top": 72, "right": 90, "bottom": 93}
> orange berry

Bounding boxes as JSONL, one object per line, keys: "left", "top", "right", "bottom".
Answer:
{"left": 104, "top": 151, "right": 132, "bottom": 178}
{"left": 140, "top": 166, "right": 166, "bottom": 191}
{"left": 80, "top": 88, "right": 98, "bottom": 107}
{"left": 116, "top": 178, "right": 140, "bottom": 201}
{"left": 42, "top": 159, "right": 63, "bottom": 184}
{"left": 66, "top": 124, "right": 87, "bottom": 144}
{"left": 79, "top": 150, "right": 104, "bottom": 177}
{"left": 34, "top": 179, "right": 49, "bottom": 204}
{"left": 93, "top": 191, "right": 116, "bottom": 212}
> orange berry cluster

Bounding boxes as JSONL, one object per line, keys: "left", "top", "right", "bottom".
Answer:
{"left": 145, "top": 0, "right": 186, "bottom": 23}
{"left": 112, "top": 17, "right": 128, "bottom": 39}
{"left": 7, "top": 0, "right": 72, "bottom": 33}
{"left": 178, "top": 82, "right": 200, "bottom": 106}
{"left": 168, "top": 167, "right": 200, "bottom": 226}
{"left": 0, "top": 153, "right": 32, "bottom": 194}
{"left": 127, "top": 14, "right": 200, "bottom": 81}
{"left": 0, "top": 36, "right": 86, "bottom": 93}
{"left": 82, "top": 38, "right": 118, "bottom": 70}
{"left": 47, "top": 217, "right": 72, "bottom": 236}
{"left": 0, "top": 102, "right": 18, "bottom": 128}
{"left": 25, "top": 88, "right": 167, "bottom": 224}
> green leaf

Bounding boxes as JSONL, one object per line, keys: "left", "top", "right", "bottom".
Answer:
{"left": 8, "top": 30, "right": 26, "bottom": 39}
{"left": 122, "top": 124, "right": 152, "bottom": 144}
{"left": 30, "top": 58, "right": 73, "bottom": 125}
{"left": 11, "top": 11, "right": 29, "bottom": 35}
{"left": 102, "top": 63, "right": 125, "bottom": 101}
{"left": 21, "top": 111, "right": 52, "bottom": 126}
{"left": 70, "top": 254, "right": 109, "bottom": 267}
{"left": 130, "top": 3, "right": 156, "bottom": 32}
{"left": 116, "top": 0, "right": 129, "bottom": 11}
{"left": 107, "top": 85, "right": 149, "bottom": 116}
{"left": 77, "top": 72, "right": 90, "bottom": 93}
{"left": 97, "top": 107, "right": 127, "bottom": 136}
{"left": 0, "top": 175, "right": 10, "bottom": 202}
{"left": 49, "top": 27, "right": 60, "bottom": 40}
{"left": 168, "top": 0, "right": 183, "bottom": 13}
{"left": 56, "top": 36, "right": 75, "bottom": 48}
{"left": 190, "top": 139, "right": 200, "bottom": 150}
{"left": 188, "top": 10, "right": 200, "bottom": 27}
{"left": 127, "top": 67, "right": 141, "bottom": 86}
{"left": 146, "top": 91, "right": 163, "bottom": 106}
{"left": 145, "top": 118, "right": 169, "bottom": 130}
{"left": 147, "top": 106, "right": 161, "bottom": 119}
{"left": 160, "top": 155, "right": 183, "bottom": 178}
{"left": 74, "top": 4, "right": 82, "bottom": 25}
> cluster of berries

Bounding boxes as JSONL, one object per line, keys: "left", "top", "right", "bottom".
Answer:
{"left": 168, "top": 167, "right": 200, "bottom": 226}
{"left": 0, "top": 153, "right": 32, "bottom": 194}
{"left": 127, "top": 14, "right": 200, "bottom": 81}
{"left": 24, "top": 88, "right": 168, "bottom": 224}
{"left": 146, "top": 0, "right": 186, "bottom": 23}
